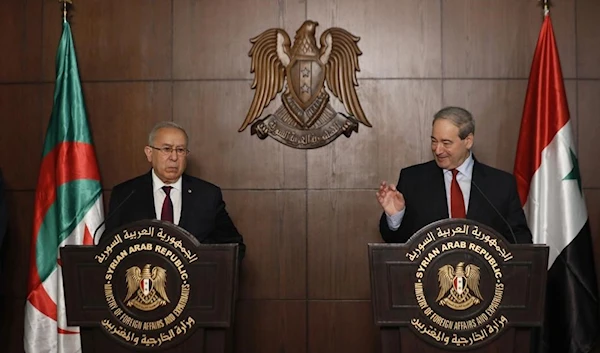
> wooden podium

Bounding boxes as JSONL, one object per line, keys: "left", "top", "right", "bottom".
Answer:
{"left": 369, "top": 219, "right": 548, "bottom": 353}
{"left": 60, "top": 220, "right": 239, "bottom": 352}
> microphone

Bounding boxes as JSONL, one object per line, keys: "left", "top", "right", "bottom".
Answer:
{"left": 93, "top": 189, "right": 136, "bottom": 244}
{"left": 469, "top": 179, "right": 518, "bottom": 244}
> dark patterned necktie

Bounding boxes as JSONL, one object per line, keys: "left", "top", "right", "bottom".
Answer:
{"left": 160, "top": 186, "right": 174, "bottom": 223}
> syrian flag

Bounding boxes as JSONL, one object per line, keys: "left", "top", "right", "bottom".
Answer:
{"left": 514, "top": 14, "right": 599, "bottom": 353}
{"left": 24, "top": 19, "right": 104, "bottom": 353}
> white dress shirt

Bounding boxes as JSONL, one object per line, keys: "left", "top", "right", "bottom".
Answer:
{"left": 386, "top": 153, "right": 474, "bottom": 230}
{"left": 152, "top": 169, "right": 182, "bottom": 225}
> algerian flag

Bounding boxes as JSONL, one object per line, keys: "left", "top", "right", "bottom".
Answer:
{"left": 24, "top": 19, "right": 104, "bottom": 353}
{"left": 514, "top": 14, "right": 599, "bottom": 353}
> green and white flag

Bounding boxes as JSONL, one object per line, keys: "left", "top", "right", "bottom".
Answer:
{"left": 24, "top": 20, "right": 104, "bottom": 353}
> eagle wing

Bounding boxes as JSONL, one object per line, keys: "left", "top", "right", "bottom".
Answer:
{"left": 239, "top": 28, "right": 291, "bottom": 132}
{"left": 124, "top": 266, "right": 141, "bottom": 303}
{"left": 151, "top": 267, "right": 170, "bottom": 303}
{"left": 436, "top": 265, "right": 455, "bottom": 302}
{"left": 319, "top": 28, "right": 371, "bottom": 127}
{"left": 465, "top": 264, "right": 483, "bottom": 300}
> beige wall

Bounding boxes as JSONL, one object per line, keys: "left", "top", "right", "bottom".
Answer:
{"left": 1, "top": 0, "right": 599, "bottom": 352}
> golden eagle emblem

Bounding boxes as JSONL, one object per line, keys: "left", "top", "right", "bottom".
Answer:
{"left": 436, "top": 262, "right": 483, "bottom": 310}
{"left": 124, "top": 264, "right": 170, "bottom": 311}
{"left": 239, "top": 20, "right": 371, "bottom": 149}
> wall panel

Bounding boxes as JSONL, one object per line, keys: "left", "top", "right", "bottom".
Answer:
{"left": 223, "top": 190, "right": 307, "bottom": 300}
{"left": 308, "top": 0, "right": 441, "bottom": 78}
{"left": 42, "top": 0, "right": 172, "bottom": 81}
{"left": 0, "top": 1, "right": 597, "bottom": 352}
{"left": 442, "top": 0, "right": 575, "bottom": 78}
{"left": 0, "top": 0, "right": 43, "bottom": 82}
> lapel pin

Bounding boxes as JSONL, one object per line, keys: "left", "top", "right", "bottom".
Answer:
{"left": 188, "top": 189, "right": 192, "bottom": 193}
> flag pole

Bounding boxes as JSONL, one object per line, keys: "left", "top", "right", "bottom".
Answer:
{"left": 59, "top": 0, "right": 72, "bottom": 22}
{"left": 540, "top": 0, "right": 550, "bottom": 17}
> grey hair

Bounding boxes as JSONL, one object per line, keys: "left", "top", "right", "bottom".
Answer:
{"left": 433, "top": 106, "right": 475, "bottom": 139}
{"left": 148, "top": 121, "right": 189, "bottom": 146}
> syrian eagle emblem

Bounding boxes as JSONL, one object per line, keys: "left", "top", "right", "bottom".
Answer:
{"left": 124, "top": 264, "right": 170, "bottom": 311}
{"left": 436, "top": 262, "right": 483, "bottom": 310}
{"left": 239, "top": 20, "right": 372, "bottom": 149}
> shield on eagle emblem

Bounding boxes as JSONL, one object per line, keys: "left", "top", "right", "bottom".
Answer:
{"left": 140, "top": 277, "right": 152, "bottom": 296}
{"left": 453, "top": 275, "right": 465, "bottom": 295}
{"left": 286, "top": 58, "right": 325, "bottom": 112}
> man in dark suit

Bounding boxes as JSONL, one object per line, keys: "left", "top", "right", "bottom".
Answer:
{"left": 106, "top": 122, "right": 245, "bottom": 258}
{"left": 377, "top": 107, "right": 531, "bottom": 244}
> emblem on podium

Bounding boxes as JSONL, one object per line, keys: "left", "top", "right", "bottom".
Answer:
{"left": 436, "top": 262, "right": 483, "bottom": 310}
{"left": 124, "top": 264, "right": 170, "bottom": 311}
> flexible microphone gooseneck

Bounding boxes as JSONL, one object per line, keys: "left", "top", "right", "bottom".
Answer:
{"left": 92, "top": 189, "right": 136, "bottom": 244}
{"left": 469, "top": 179, "right": 518, "bottom": 244}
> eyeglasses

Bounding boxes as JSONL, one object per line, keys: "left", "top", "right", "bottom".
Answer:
{"left": 148, "top": 146, "right": 190, "bottom": 156}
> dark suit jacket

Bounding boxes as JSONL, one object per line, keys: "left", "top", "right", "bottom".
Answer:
{"left": 0, "top": 170, "right": 6, "bottom": 253}
{"left": 0, "top": 170, "right": 5, "bottom": 326}
{"left": 379, "top": 160, "right": 532, "bottom": 244}
{"left": 106, "top": 171, "right": 245, "bottom": 258}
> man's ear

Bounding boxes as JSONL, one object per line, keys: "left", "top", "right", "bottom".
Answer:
{"left": 144, "top": 146, "right": 153, "bottom": 162}
{"left": 464, "top": 133, "right": 474, "bottom": 150}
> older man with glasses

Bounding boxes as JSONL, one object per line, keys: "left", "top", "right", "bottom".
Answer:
{"left": 105, "top": 121, "right": 245, "bottom": 258}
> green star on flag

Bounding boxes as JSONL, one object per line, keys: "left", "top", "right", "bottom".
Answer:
{"left": 562, "top": 148, "right": 582, "bottom": 195}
